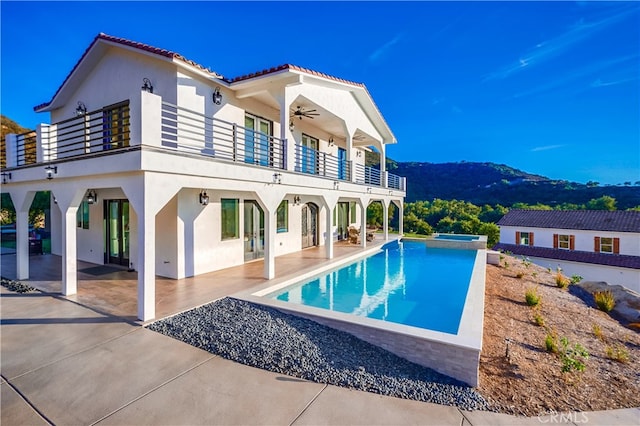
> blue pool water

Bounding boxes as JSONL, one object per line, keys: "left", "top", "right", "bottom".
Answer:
{"left": 270, "top": 241, "right": 476, "bottom": 335}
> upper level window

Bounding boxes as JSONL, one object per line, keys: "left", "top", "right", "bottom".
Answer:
{"left": 102, "top": 101, "right": 130, "bottom": 150}
{"left": 595, "top": 236, "right": 620, "bottom": 254}
{"left": 516, "top": 231, "right": 533, "bottom": 246}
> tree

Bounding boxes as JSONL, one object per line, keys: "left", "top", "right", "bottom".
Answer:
{"left": 478, "top": 222, "right": 500, "bottom": 247}
{"left": 586, "top": 196, "right": 617, "bottom": 211}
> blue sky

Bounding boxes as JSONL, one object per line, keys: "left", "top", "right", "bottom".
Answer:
{"left": 2, "top": 1, "right": 639, "bottom": 185}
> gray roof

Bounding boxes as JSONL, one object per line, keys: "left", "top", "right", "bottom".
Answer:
{"left": 497, "top": 210, "right": 640, "bottom": 233}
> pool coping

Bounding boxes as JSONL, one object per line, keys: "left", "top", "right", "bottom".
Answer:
{"left": 234, "top": 238, "right": 486, "bottom": 386}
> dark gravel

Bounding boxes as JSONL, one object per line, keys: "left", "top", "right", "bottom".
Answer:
{"left": 147, "top": 297, "right": 492, "bottom": 411}
{"left": 1, "top": 278, "right": 36, "bottom": 293}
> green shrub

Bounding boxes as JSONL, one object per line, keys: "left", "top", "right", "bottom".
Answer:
{"left": 570, "top": 274, "right": 583, "bottom": 285}
{"left": 525, "top": 287, "right": 541, "bottom": 306}
{"left": 559, "top": 337, "right": 589, "bottom": 374}
{"left": 605, "top": 344, "right": 629, "bottom": 363}
{"left": 594, "top": 290, "right": 615, "bottom": 312}
{"left": 533, "top": 312, "right": 545, "bottom": 327}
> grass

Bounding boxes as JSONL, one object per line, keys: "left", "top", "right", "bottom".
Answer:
{"left": 594, "top": 290, "right": 615, "bottom": 312}
{"left": 0, "top": 238, "right": 51, "bottom": 253}
{"left": 525, "top": 287, "right": 541, "bottom": 307}
{"left": 605, "top": 343, "right": 630, "bottom": 363}
{"left": 592, "top": 324, "right": 605, "bottom": 342}
{"left": 555, "top": 271, "right": 570, "bottom": 289}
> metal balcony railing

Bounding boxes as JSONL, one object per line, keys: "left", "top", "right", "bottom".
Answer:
{"left": 16, "top": 131, "right": 37, "bottom": 166}
{"left": 161, "top": 101, "right": 286, "bottom": 170}
{"left": 294, "top": 144, "right": 351, "bottom": 181}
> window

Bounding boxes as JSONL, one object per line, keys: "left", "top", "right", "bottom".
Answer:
{"left": 600, "top": 237, "right": 613, "bottom": 253}
{"left": 277, "top": 200, "right": 288, "bottom": 233}
{"left": 350, "top": 202, "right": 356, "bottom": 224}
{"left": 221, "top": 199, "right": 239, "bottom": 240}
{"left": 102, "top": 101, "right": 130, "bottom": 151}
{"left": 516, "top": 231, "right": 533, "bottom": 246}
{"left": 76, "top": 201, "right": 89, "bottom": 229}
{"left": 558, "top": 234, "right": 570, "bottom": 249}
{"left": 595, "top": 236, "right": 620, "bottom": 254}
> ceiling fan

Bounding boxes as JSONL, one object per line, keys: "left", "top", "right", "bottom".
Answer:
{"left": 291, "top": 106, "right": 319, "bottom": 120}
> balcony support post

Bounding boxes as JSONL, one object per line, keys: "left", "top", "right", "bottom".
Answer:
{"left": 5, "top": 134, "right": 17, "bottom": 168}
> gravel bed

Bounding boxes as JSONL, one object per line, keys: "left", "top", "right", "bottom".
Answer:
{"left": 1, "top": 278, "right": 36, "bottom": 293}
{"left": 147, "top": 297, "right": 492, "bottom": 411}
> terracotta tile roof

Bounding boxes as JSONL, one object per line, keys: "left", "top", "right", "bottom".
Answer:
{"left": 497, "top": 210, "right": 640, "bottom": 233}
{"left": 230, "top": 63, "right": 365, "bottom": 88}
{"left": 34, "top": 33, "right": 224, "bottom": 111}
{"left": 493, "top": 243, "right": 640, "bottom": 269}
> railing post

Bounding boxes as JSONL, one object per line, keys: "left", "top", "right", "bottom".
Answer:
{"left": 382, "top": 170, "right": 388, "bottom": 188}
{"left": 36, "top": 125, "right": 49, "bottom": 163}
{"left": 402, "top": 176, "right": 407, "bottom": 192}
{"left": 137, "top": 91, "right": 162, "bottom": 147}
{"left": 232, "top": 123, "right": 237, "bottom": 162}
{"left": 5, "top": 134, "right": 17, "bottom": 168}
{"left": 281, "top": 138, "right": 287, "bottom": 170}
{"left": 350, "top": 160, "right": 356, "bottom": 183}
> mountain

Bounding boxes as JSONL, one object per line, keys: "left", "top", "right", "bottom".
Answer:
{"left": 1, "top": 115, "right": 32, "bottom": 138}
{"left": 394, "top": 161, "right": 640, "bottom": 209}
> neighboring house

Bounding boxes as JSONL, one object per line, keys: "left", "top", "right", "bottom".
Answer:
{"left": 494, "top": 210, "right": 640, "bottom": 293}
{"left": 0, "top": 33, "right": 406, "bottom": 320}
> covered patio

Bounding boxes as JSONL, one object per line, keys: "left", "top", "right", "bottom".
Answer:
{"left": 0, "top": 237, "right": 394, "bottom": 323}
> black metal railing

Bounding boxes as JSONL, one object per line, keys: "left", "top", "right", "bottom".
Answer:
{"left": 353, "top": 163, "right": 381, "bottom": 186}
{"left": 161, "top": 101, "right": 286, "bottom": 170}
{"left": 16, "top": 131, "right": 37, "bottom": 166}
{"left": 43, "top": 101, "right": 130, "bottom": 160}
{"left": 294, "top": 144, "right": 351, "bottom": 181}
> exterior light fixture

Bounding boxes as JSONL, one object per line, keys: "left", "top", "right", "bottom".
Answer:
{"left": 45, "top": 165, "right": 57, "bottom": 180}
{"left": 1, "top": 172, "right": 11, "bottom": 184}
{"left": 328, "top": 137, "right": 334, "bottom": 147}
{"left": 356, "top": 151, "right": 362, "bottom": 157}
{"left": 75, "top": 101, "right": 87, "bottom": 117}
{"left": 289, "top": 119, "right": 294, "bottom": 132}
{"left": 273, "top": 172, "right": 282, "bottom": 184}
{"left": 199, "top": 190, "right": 209, "bottom": 206}
{"left": 212, "top": 87, "right": 222, "bottom": 105}
{"left": 366, "top": 187, "right": 372, "bottom": 194}
{"left": 141, "top": 77, "right": 153, "bottom": 93}
{"left": 293, "top": 195, "right": 301, "bottom": 205}
{"left": 333, "top": 181, "right": 339, "bottom": 190}
{"left": 86, "top": 189, "right": 98, "bottom": 204}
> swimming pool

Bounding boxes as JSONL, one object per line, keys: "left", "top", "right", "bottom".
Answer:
{"left": 270, "top": 241, "right": 474, "bottom": 335}
{"left": 239, "top": 236, "right": 487, "bottom": 386}
{"left": 435, "top": 234, "right": 480, "bottom": 241}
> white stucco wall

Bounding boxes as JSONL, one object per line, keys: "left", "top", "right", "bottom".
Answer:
{"left": 499, "top": 225, "right": 639, "bottom": 256}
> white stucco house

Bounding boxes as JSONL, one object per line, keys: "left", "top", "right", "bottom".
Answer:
{"left": 1, "top": 33, "right": 406, "bottom": 321}
{"left": 494, "top": 210, "right": 640, "bottom": 293}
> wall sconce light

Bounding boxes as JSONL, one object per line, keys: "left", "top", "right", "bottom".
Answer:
{"left": 356, "top": 151, "right": 362, "bottom": 157}
{"left": 212, "top": 87, "right": 223, "bottom": 105}
{"left": 45, "top": 165, "right": 57, "bottom": 180}
{"left": 273, "top": 172, "right": 282, "bottom": 184}
{"left": 289, "top": 119, "right": 295, "bottom": 132}
{"left": 53, "top": 196, "right": 58, "bottom": 205}
{"left": 293, "top": 195, "right": 301, "bottom": 205}
{"left": 333, "top": 181, "right": 339, "bottom": 190}
{"left": 1, "top": 172, "right": 11, "bottom": 184}
{"left": 86, "top": 189, "right": 98, "bottom": 204}
{"left": 75, "top": 101, "right": 87, "bottom": 117}
{"left": 366, "top": 187, "right": 372, "bottom": 194}
{"left": 141, "top": 77, "right": 154, "bottom": 93}
{"left": 328, "top": 137, "right": 334, "bottom": 147}
{"left": 199, "top": 190, "right": 209, "bottom": 206}
{"left": 389, "top": 190, "right": 393, "bottom": 195}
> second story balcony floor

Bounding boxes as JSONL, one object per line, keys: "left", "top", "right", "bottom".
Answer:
{"left": 1, "top": 92, "right": 406, "bottom": 193}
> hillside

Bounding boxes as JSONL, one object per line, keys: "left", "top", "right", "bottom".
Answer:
{"left": 395, "top": 161, "right": 640, "bottom": 209}
{"left": 1, "top": 115, "right": 31, "bottom": 138}
{"left": 364, "top": 152, "right": 640, "bottom": 209}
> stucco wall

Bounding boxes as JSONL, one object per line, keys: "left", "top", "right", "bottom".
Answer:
{"left": 499, "top": 226, "right": 639, "bottom": 256}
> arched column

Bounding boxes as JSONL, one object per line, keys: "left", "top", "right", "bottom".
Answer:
{"left": 7, "top": 190, "right": 36, "bottom": 280}
{"left": 321, "top": 194, "right": 339, "bottom": 259}
{"left": 382, "top": 198, "right": 390, "bottom": 241}
{"left": 255, "top": 188, "right": 287, "bottom": 280}
{"left": 357, "top": 196, "right": 371, "bottom": 248}
{"left": 52, "top": 186, "right": 86, "bottom": 295}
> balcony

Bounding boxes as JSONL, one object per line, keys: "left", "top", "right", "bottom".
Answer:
{"left": 2, "top": 94, "right": 406, "bottom": 192}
